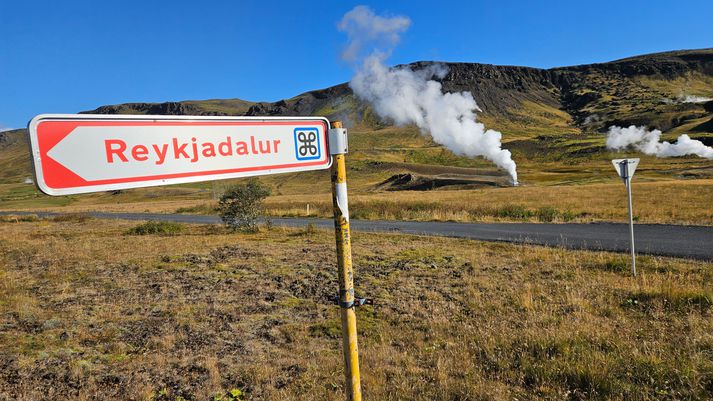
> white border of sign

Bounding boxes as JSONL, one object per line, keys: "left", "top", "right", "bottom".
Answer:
{"left": 27, "top": 114, "right": 332, "bottom": 196}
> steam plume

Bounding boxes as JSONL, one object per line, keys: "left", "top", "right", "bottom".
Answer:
{"left": 606, "top": 125, "right": 713, "bottom": 159}
{"left": 338, "top": 6, "right": 518, "bottom": 185}
{"left": 681, "top": 95, "right": 713, "bottom": 104}
{"left": 337, "top": 6, "right": 410, "bottom": 63}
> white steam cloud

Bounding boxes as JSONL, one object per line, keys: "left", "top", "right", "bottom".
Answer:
{"left": 662, "top": 94, "right": 713, "bottom": 104}
{"left": 681, "top": 95, "right": 713, "bottom": 104}
{"left": 337, "top": 6, "right": 411, "bottom": 62}
{"left": 606, "top": 125, "right": 713, "bottom": 159}
{"left": 338, "top": 6, "right": 518, "bottom": 185}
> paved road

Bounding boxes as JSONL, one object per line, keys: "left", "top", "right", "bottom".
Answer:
{"left": 2, "top": 211, "right": 712, "bottom": 261}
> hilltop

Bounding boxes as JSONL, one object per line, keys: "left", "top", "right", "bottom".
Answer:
{"left": 83, "top": 48, "right": 713, "bottom": 136}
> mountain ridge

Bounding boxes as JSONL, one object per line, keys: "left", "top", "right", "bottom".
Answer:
{"left": 2, "top": 49, "right": 713, "bottom": 210}
{"left": 81, "top": 48, "right": 713, "bottom": 137}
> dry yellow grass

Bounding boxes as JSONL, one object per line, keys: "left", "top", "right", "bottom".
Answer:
{"left": 11, "top": 179, "right": 713, "bottom": 226}
{"left": 265, "top": 179, "right": 713, "bottom": 224}
{"left": 3, "top": 120, "right": 713, "bottom": 227}
{"left": 0, "top": 217, "right": 711, "bottom": 400}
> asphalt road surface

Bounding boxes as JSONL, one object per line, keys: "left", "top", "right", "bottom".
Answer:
{"left": 2, "top": 211, "right": 712, "bottom": 261}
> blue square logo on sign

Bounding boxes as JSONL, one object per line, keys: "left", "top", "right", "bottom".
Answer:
{"left": 293, "top": 128, "right": 321, "bottom": 160}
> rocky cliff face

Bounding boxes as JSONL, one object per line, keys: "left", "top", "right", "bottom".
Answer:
{"left": 0, "top": 129, "right": 26, "bottom": 149}
{"left": 83, "top": 48, "right": 713, "bottom": 133}
{"left": 435, "top": 62, "right": 561, "bottom": 113}
{"left": 88, "top": 102, "right": 201, "bottom": 116}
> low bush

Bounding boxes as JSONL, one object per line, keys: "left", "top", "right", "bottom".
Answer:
{"left": 495, "top": 204, "right": 533, "bottom": 219}
{"left": 535, "top": 207, "right": 558, "bottom": 222}
{"left": 125, "top": 221, "right": 184, "bottom": 236}
{"left": 218, "top": 180, "right": 271, "bottom": 232}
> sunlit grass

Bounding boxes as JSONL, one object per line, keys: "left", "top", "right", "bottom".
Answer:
{"left": 0, "top": 218, "right": 710, "bottom": 399}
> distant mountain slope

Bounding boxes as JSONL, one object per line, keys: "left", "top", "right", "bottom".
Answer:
{"left": 0, "top": 129, "right": 32, "bottom": 184}
{"left": 88, "top": 98, "right": 255, "bottom": 117}
{"left": 3, "top": 48, "right": 712, "bottom": 196}
{"left": 83, "top": 48, "right": 713, "bottom": 137}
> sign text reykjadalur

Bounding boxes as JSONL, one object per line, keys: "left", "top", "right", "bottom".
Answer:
{"left": 28, "top": 115, "right": 331, "bottom": 195}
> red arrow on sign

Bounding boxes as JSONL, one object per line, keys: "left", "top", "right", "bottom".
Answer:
{"left": 28, "top": 115, "right": 331, "bottom": 196}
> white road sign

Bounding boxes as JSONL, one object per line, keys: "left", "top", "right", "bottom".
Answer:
{"left": 612, "top": 158, "right": 639, "bottom": 180}
{"left": 28, "top": 114, "right": 332, "bottom": 196}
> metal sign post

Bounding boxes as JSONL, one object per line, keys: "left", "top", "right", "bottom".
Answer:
{"left": 329, "top": 121, "right": 363, "bottom": 401}
{"left": 612, "top": 158, "right": 639, "bottom": 276}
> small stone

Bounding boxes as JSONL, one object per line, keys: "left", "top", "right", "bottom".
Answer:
{"left": 42, "top": 319, "right": 61, "bottom": 330}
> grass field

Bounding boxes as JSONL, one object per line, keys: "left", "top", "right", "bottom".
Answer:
{"left": 3, "top": 122, "right": 713, "bottom": 226}
{"left": 264, "top": 178, "right": 713, "bottom": 224}
{"left": 3, "top": 116, "right": 713, "bottom": 227}
{"left": 0, "top": 217, "right": 711, "bottom": 400}
{"left": 14, "top": 178, "right": 713, "bottom": 226}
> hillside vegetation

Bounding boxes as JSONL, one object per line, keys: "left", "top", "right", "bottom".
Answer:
{"left": 2, "top": 49, "right": 713, "bottom": 223}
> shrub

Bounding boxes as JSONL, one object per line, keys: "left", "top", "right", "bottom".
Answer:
{"left": 495, "top": 204, "right": 533, "bottom": 219}
{"left": 560, "top": 210, "right": 579, "bottom": 222}
{"left": 536, "top": 207, "right": 558, "bottom": 222}
{"left": 125, "top": 221, "right": 184, "bottom": 235}
{"left": 218, "top": 179, "right": 271, "bottom": 232}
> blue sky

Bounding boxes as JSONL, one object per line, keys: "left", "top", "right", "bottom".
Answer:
{"left": 1, "top": 0, "right": 711, "bottom": 129}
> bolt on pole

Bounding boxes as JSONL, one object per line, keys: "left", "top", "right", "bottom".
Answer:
{"left": 329, "top": 121, "right": 362, "bottom": 401}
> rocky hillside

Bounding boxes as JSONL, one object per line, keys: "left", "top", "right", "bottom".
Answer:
{"left": 83, "top": 49, "right": 713, "bottom": 136}
{"left": 3, "top": 48, "right": 712, "bottom": 197}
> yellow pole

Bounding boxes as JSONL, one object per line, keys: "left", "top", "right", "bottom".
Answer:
{"left": 330, "top": 121, "right": 363, "bottom": 401}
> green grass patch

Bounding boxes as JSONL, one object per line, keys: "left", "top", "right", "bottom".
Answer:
{"left": 623, "top": 288, "right": 713, "bottom": 311}
{"left": 125, "top": 221, "right": 184, "bottom": 236}
{"left": 309, "top": 319, "right": 342, "bottom": 339}
{"left": 470, "top": 204, "right": 580, "bottom": 222}
{"left": 602, "top": 260, "right": 629, "bottom": 273}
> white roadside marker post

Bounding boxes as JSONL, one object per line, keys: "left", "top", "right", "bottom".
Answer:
{"left": 612, "top": 158, "right": 639, "bottom": 276}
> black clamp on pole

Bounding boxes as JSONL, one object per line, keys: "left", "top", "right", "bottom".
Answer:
{"left": 338, "top": 297, "right": 373, "bottom": 309}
